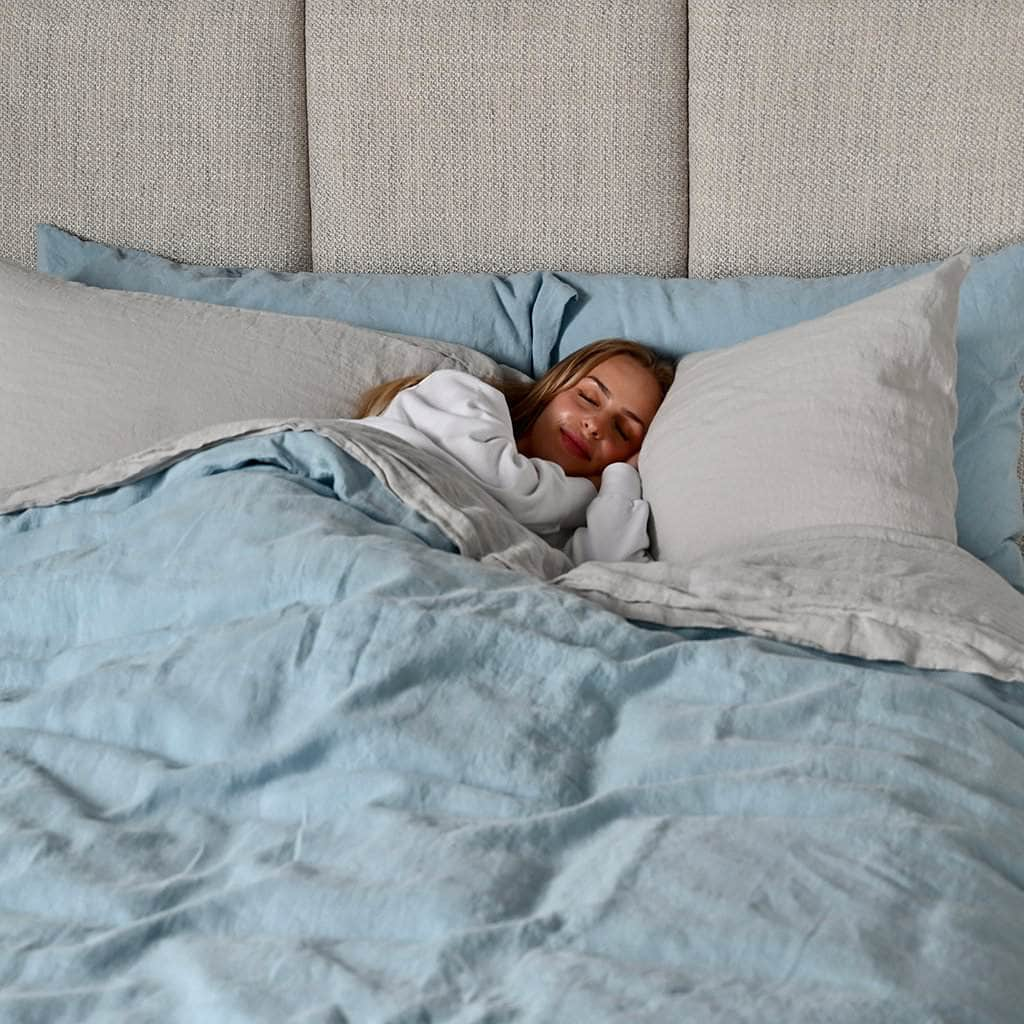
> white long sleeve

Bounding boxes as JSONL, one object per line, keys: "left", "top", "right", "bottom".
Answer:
{"left": 360, "top": 370, "right": 596, "bottom": 533}
{"left": 562, "top": 462, "right": 652, "bottom": 564}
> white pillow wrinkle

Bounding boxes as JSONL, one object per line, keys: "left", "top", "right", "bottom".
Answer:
{"left": 640, "top": 252, "right": 969, "bottom": 564}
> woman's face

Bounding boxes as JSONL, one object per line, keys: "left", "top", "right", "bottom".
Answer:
{"left": 518, "top": 354, "right": 664, "bottom": 480}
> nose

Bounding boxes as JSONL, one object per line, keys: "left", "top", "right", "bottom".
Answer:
{"left": 582, "top": 414, "right": 601, "bottom": 438}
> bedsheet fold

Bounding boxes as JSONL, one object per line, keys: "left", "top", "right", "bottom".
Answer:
{"left": 560, "top": 526, "right": 1024, "bottom": 684}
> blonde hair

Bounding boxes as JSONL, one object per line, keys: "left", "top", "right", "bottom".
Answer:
{"left": 354, "top": 339, "right": 676, "bottom": 437}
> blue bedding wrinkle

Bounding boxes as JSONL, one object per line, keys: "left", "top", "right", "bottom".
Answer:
{"left": 2, "top": 431, "right": 1024, "bottom": 1022}
{"left": 36, "top": 224, "right": 552, "bottom": 376}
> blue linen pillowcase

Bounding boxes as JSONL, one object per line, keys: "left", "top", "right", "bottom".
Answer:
{"left": 543, "top": 246, "right": 1024, "bottom": 591}
{"left": 35, "top": 224, "right": 568, "bottom": 378}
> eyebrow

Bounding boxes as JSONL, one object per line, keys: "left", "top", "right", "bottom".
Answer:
{"left": 583, "top": 375, "right": 646, "bottom": 429}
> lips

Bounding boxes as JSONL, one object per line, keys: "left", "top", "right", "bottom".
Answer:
{"left": 560, "top": 427, "right": 591, "bottom": 461}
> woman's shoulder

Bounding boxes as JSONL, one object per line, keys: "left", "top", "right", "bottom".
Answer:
{"left": 413, "top": 369, "right": 507, "bottom": 410}
{"left": 419, "top": 367, "right": 496, "bottom": 390}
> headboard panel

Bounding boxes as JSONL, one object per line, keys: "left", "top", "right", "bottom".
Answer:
{"left": 687, "top": 0, "right": 1024, "bottom": 278}
{"left": 3, "top": 2, "right": 1024, "bottom": 281}
{"left": 304, "top": 0, "right": 689, "bottom": 275}
{"left": 0, "top": 0, "right": 312, "bottom": 272}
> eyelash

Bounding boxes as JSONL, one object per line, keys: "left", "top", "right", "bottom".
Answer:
{"left": 577, "top": 390, "right": 630, "bottom": 441}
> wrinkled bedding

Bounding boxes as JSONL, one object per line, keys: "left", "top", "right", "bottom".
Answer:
{"left": 3, "top": 421, "right": 1024, "bottom": 1022}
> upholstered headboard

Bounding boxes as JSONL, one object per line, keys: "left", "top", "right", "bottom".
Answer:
{"left": 6, "top": 1, "right": 1023, "bottom": 280}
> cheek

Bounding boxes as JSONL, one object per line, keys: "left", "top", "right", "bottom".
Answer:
{"left": 547, "top": 393, "right": 575, "bottom": 419}
{"left": 533, "top": 407, "right": 564, "bottom": 453}
{"left": 541, "top": 399, "right": 573, "bottom": 433}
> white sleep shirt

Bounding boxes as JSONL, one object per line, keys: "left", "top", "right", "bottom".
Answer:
{"left": 359, "top": 369, "right": 651, "bottom": 564}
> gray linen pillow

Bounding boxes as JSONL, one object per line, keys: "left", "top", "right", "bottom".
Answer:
{"left": 0, "top": 260, "right": 517, "bottom": 502}
{"left": 640, "top": 253, "right": 970, "bottom": 564}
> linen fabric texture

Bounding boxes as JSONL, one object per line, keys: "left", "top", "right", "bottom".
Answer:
{"left": 35, "top": 225, "right": 557, "bottom": 377}
{"left": 550, "top": 243, "right": 1024, "bottom": 590}
{"left": 0, "top": 260, "right": 518, "bottom": 501}
{"left": 4, "top": 420, "right": 1024, "bottom": 1019}
{"left": 640, "top": 254, "right": 969, "bottom": 564}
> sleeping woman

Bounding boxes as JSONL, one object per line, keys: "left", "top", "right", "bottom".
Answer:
{"left": 355, "top": 338, "right": 676, "bottom": 563}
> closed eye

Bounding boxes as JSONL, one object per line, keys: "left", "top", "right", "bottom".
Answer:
{"left": 578, "top": 390, "right": 598, "bottom": 406}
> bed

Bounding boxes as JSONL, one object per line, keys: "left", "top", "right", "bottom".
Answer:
{"left": 3, "top": 2, "right": 1024, "bottom": 1021}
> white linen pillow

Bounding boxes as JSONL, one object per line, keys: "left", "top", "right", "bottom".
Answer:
{"left": 639, "top": 252, "right": 971, "bottom": 564}
{"left": 0, "top": 259, "right": 520, "bottom": 499}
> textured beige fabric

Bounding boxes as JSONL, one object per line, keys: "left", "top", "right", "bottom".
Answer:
{"left": 0, "top": 0, "right": 312, "bottom": 271}
{"left": 305, "top": 0, "right": 688, "bottom": 275}
{"left": 688, "top": 0, "right": 1024, "bottom": 279}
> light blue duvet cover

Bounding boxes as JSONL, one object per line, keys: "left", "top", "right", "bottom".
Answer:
{"left": 2, "top": 429, "right": 1024, "bottom": 1023}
